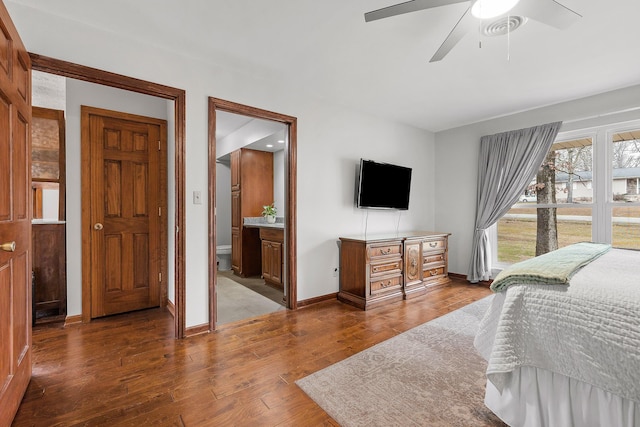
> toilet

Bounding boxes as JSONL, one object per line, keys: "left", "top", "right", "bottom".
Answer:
{"left": 216, "top": 245, "right": 232, "bottom": 271}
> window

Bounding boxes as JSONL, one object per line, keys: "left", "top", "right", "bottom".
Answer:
{"left": 610, "top": 129, "right": 640, "bottom": 248}
{"left": 496, "top": 121, "right": 640, "bottom": 265}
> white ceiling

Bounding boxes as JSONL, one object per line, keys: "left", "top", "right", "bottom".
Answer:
{"left": 9, "top": 0, "right": 640, "bottom": 132}
{"left": 216, "top": 110, "right": 286, "bottom": 159}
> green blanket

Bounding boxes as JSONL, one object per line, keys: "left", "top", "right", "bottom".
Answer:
{"left": 490, "top": 242, "right": 611, "bottom": 292}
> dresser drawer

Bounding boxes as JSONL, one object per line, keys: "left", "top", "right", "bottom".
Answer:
{"left": 368, "top": 242, "right": 402, "bottom": 259}
{"left": 423, "top": 253, "right": 445, "bottom": 266}
{"left": 423, "top": 238, "right": 445, "bottom": 252}
{"left": 370, "top": 275, "right": 402, "bottom": 295}
{"left": 370, "top": 259, "right": 403, "bottom": 277}
{"left": 423, "top": 266, "right": 445, "bottom": 279}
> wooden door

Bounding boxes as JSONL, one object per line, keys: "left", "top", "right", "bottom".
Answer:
{"left": 0, "top": 1, "right": 32, "bottom": 425}
{"left": 82, "top": 106, "right": 166, "bottom": 318}
{"left": 261, "top": 239, "right": 273, "bottom": 282}
{"left": 270, "top": 241, "right": 283, "bottom": 285}
{"left": 261, "top": 236, "right": 283, "bottom": 289}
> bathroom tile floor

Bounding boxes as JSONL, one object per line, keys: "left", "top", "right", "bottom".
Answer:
{"left": 216, "top": 271, "right": 286, "bottom": 325}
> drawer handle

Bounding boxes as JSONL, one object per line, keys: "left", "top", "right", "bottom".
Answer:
{"left": 379, "top": 248, "right": 391, "bottom": 255}
{"left": 429, "top": 242, "right": 438, "bottom": 248}
{"left": 429, "top": 269, "right": 439, "bottom": 276}
{"left": 380, "top": 281, "right": 392, "bottom": 288}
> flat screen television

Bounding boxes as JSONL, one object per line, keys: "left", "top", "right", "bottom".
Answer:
{"left": 356, "top": 159, "right": 412, "bottom": 210}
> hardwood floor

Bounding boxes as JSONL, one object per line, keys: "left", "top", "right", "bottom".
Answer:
{"left": 13, "top": 279, "right": 492, "bottom": 426}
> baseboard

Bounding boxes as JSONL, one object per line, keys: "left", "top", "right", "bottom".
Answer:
{"left": 64, "top": 314, "right": 83, "bottom": 325}
{"left": 449, "top": 272, "right": 492, "bottom": 288}
{"left": 297, "top": 292, "right": 338, "bottom": 308}
{"left": 185, "top": 323, "right": 210, "bottom": 337}
{"left": 166, "top": 300, "right": 175, "bottom": 317}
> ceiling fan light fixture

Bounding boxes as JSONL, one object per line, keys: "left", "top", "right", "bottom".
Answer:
{"left": 471, "top": 0, "right": 520, "bottom": 19}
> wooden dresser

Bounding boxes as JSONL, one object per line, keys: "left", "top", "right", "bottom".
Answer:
{"left": 338, "top": 231, "right": 450, "bottom": 310}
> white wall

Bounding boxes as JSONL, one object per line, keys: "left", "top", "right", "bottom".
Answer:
{"left": 10, "top": 4, "right": 435, "bottom": 325}
{"left": 215, "top": 162, "right": 232, "bottom": 246}
{"left": 435, "top": 84, "right": 640, "bottom": 276}
{"left": 41, "top": 189, "right": 59, "bottom": 220}
{"left": 296, "top": 103, "right": 435, "bottom": 300}
{"left": 65, "top": 78, "right": 169, "bottom": 316}
{"left": 32, "top": 70, "right": 65, "bottom": 111}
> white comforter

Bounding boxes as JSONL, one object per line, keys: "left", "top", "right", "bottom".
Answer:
{"left": 475, "top": 248, "right": 640, "bottom": 403}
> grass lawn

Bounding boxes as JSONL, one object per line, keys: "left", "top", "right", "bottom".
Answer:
{"left": 511, "top": 205, "right": 640, "bottom": 217}
{"left": 498, "top": 217, "right": 640, "bottom": 264}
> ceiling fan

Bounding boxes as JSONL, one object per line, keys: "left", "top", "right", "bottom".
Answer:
{"left": 364, "top": 0, "right": 581, "bottom": 62}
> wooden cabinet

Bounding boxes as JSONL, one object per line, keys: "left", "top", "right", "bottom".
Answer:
{"left": 230, "top": 149, "right": 240, "bottom": 191}
{"left": 260, "top": 228, "right": 284, "bottom": 290}
{"left": 338, "top": 232, "right": 450, "bottom": 310}
{"left": 32, "top": 223, "right": 67, "bottom": 322}
{"left": 422, "top": 235, "right": 449, "bottom": 291}
{"left": 403, "top": 239, "right": 423, "bottom": 297}
{"left": 230, "top": 148, "right": 274, "bottom": 277}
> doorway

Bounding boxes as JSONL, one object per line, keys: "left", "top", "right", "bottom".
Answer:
{"left": 208, "top": 98, "right": 297, "bottom": 330}
{"left": 31, "top": 54, "right": 187, "bottom": 338}
{"left": 31, "top": 106, "right": 67, "bottom": 324}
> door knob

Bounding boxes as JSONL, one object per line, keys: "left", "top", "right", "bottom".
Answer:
{"left": 94, "top": 223, "right": 104, "bottom": 230}
{"left": 1, "top": 241, "right": 16, "bottom": 252}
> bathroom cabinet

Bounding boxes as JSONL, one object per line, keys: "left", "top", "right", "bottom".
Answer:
{"left": 260, "top": 227, "right": 284, "bottom": 290}
{"left": 230, "top": 148, "right": 274, "bottom": 277}
{"left": 32, "top": 222, "right": 67, "bottom": 322}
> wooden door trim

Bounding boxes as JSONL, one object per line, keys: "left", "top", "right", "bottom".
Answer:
{"left": 208, "top": 97, "right": 297, "bottom": 331}
{"left": 29, "top": 54, "right": 187, "bottom": 338}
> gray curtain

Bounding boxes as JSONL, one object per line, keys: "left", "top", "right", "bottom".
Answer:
{"left": 467, "top": 121, "right": 562, "bottom": 282}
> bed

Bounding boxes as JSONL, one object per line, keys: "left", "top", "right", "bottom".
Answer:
{"left": 474, "top": 244, "right": 640, "bottom": 427}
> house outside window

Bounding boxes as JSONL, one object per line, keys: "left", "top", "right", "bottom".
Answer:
{"left": 494, "top": 120, "right": 640, "bottom": 266}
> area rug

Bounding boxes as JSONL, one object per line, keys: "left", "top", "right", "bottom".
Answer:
{"left": 296, "top": 296, "right": 506, "bottom": 426}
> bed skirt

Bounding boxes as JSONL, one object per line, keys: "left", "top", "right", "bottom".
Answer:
{"left": 485, "top": 366, "right": 639, "bottom": 427}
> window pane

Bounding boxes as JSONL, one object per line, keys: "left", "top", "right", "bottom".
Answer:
{"left": 612, "top": 206, "right": 640, "bottom": 249}
{"left": 516, "top": 138, "right": 594, "bottom": 205}
{"left": 498, "top": 207, "right": 592, "bottom": 263}
{"left": 611, "top": 131, "right": 640, "bottom": 202}
{"left": 549, "top": 138, "right": 593, "bottom": 204}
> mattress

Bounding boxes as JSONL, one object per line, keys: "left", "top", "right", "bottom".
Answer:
{"left": 474, "top": 248, "right": 640, "bottom": 426}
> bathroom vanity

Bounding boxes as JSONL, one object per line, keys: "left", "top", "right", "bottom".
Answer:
{"left": 244, "top": 220, "right": 285, "bottom": 290}
{"left": 259, "top": 227, "right": 284, "bottom": 290}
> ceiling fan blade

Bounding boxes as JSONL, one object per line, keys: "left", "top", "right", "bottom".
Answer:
{"left": 365, "top": 0, "right": 469, "bottom": 22}
{"left": 429, "top": 8, "right": 474, "bottom": 62}
{"left": 516, "top": 0, "right": 581, "bottom": 30}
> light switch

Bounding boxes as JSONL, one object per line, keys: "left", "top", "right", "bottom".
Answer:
{"left": 193, "top": 191, "right": 202, "bottom": 204}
